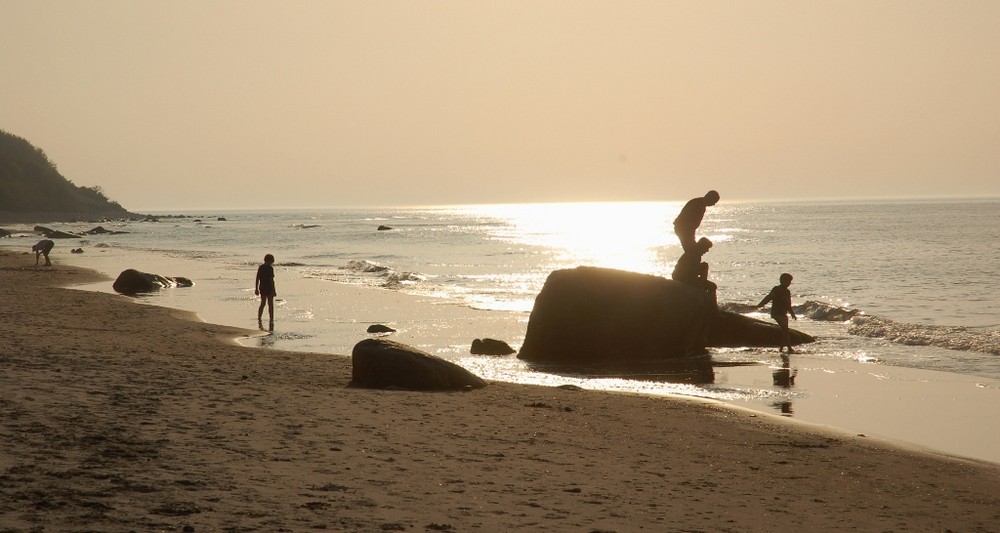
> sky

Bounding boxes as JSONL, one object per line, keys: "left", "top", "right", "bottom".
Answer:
{"left": 2, "top": 1, "right": 999, "bottom": 211}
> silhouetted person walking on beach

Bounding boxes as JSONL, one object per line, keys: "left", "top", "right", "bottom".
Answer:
{"left": 757, "top": 273, "right": 798, "bottom": 353}
{"left": 674, "top": 190, "right": 720, "bottom": 252}
{"left": 32, "top": 239, "right": 54, "bottom": 266}
{"left": 255, "top": 253, "right": 276, "bottom": 331}
{"left": 671, "top": 237, "right": 718, "bottom": 308}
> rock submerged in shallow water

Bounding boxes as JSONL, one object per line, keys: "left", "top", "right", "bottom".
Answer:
{"left": 707, "top": 311, "right": 814, "bottom": 347}
{"left": 112, "top": 269, "right": 194, "bottom": 294}
{"left": 518, "top": 266, "right": 814, "bottom": 365}
{"left": 33, "top": 225, "right": 82, "bottom": 239}
{"left": 351, "top": 338, "right": 487, "bottom": 391}
{"left": 471, "top": 338, "right": 516, "bottom": 355}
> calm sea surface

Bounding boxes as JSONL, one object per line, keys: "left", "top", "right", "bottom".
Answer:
{"left": 11, "top": 197, "right": 1000, "bottom": 462}
{"left": 20, "top": 198, "right": 1000, "bottom": 387}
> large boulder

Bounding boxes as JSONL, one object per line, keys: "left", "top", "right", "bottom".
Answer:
{"left": 517, "top": 266, "right": 813, "bottom": 365}
{"left": 351, "top": 338, "right": 487, "bottom": 391}
{"left": 112, "top": 269, "right": 194, "bottom": 294}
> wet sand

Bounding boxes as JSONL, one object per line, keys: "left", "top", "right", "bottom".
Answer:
{"left": 2, "top": 249, "right": 1000, "bottom": 531}
{"left": 50, "top": 239, "right": 1000, "bottom": 465}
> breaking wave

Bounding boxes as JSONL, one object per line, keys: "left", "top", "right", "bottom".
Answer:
{"left": 849, "top": 315, "right": 1000, "bottom": 356}
{"left": 723, "top": 299, "right": 1000, "bottom": 355}
{"left": 345, "top": 259, "right": 390, "bottom": 273}
{"left": 342, "top": 259, "right": 424, "bottom": 289}
{"left": 720, "top": 300, "right": 860, "bottom": 322}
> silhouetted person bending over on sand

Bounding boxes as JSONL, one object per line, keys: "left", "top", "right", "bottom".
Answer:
{"left": 674, "top": 190, "right": 720, "bottom": 252}
{"left": 671, "top": 237, "right": 718, "bottom": 308}
{"left": 757, "top": 273, "right": 798, "bottom": 354}
{"left": 32, "top": 239, "right": 54, "bottom": 266}
{"left": 255, "top": 253, "right": 276, "bottom": 331}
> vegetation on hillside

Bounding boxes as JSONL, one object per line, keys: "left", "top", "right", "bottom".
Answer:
{"left": 0, "top": 130, "right": 133, "bottom": 218}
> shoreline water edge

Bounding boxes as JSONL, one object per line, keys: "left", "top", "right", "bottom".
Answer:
{"left": 2, "top": 217, "right": 1000, "bottom": 468}
{"left": 3, "top": 198, "right": 1000, "bottom": 469}
{"left": 3, "top": 248, "right": 1000, "bottom": 531}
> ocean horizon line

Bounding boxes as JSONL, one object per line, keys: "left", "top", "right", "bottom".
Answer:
{"left": 130, "top": 193, "right": 1000, "bottom": 214}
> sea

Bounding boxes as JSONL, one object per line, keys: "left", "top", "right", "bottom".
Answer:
{"left": 9, "top": 198, "right": 1000, "bottom": 462}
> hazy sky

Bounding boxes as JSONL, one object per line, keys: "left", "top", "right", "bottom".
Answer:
{"left": 3, "top": 1, "right": 999, "bottom": 211}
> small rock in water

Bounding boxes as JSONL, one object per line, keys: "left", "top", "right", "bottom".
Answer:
{"left": 367, "top": 324, "right": 396, "bottom": 334}
{"left": 471, "top": 338, "right": 516, "bottom": 355}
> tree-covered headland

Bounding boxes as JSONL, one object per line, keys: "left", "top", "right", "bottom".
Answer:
{"left": 1, "top": 130, "right": 141, "bottom": 222}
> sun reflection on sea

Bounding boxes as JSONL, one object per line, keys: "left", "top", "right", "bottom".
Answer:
{"left": 448, "top": 201, "right": 684, "bottom": 274}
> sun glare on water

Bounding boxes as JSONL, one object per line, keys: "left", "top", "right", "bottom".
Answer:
{"left": 457, "top": 201, "right": 683, "bottom": 274}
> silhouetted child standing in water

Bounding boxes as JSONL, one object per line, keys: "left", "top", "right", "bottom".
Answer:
{"left": 255, "top": 254, "right": 276, "bottom": 331}
{"left": 757, "top": 273, "right": 798, "bottom": 353}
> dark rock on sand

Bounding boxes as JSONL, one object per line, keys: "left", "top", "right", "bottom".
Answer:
{"left": 351, "top": 338, "right": 487, "bottom": 391}
{"left": 367, "top": 324, "right": 397, "bottom": 334}
{"left": 112, "top": 269, "right": 194, "bottom": 294}
{"left": 471, "top": 338, "right": 516, "bottom": 356}
{"left": 518, "top": 266, "right": 813, "bottom": 365}
{"left": 377, "top": 225, "right": 393, "bottom": 231}
{"left": 71, "top": 248, "right": 84, "bottom": 254}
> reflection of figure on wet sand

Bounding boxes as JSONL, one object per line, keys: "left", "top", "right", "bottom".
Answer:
{"left": 673, "top": 190, "right": 720, "bottom": 252}
{"left": 772, "top": 354, "right": 797, "bottom": 415}
{"left": 255, "top": 253, "right": 276, "bottom": 331}
{"left": 772, "top": 354, "right": 797, "bottom": 387}
{"left": 671, "top": 237, "right": 718, "bottom": 308}
{"left": 757, "top": 272, "right": 798, "bottom": 353}
{"left": 258, "top": 332, "right": 276, "bottom": 349}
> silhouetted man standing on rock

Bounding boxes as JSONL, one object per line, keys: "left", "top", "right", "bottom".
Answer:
{"left": 674, "top": 190, "right": 720, "bottom": 252}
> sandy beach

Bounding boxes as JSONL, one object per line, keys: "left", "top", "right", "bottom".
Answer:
{"left": 2, "top": 249, "right": 1000, "bottom": 532}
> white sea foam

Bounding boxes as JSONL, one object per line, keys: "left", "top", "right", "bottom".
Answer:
{"left": 849, "top": 315, "right": 1000, "bottom": 355}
